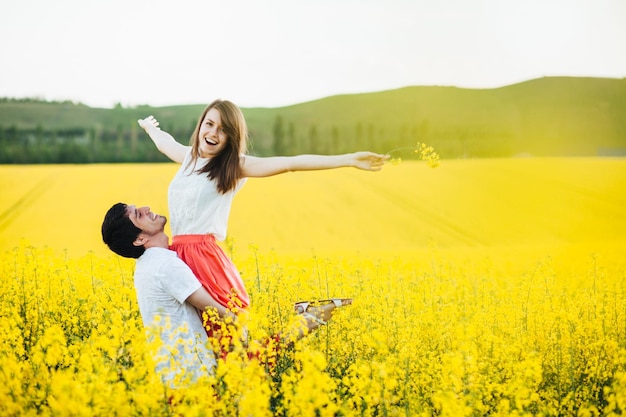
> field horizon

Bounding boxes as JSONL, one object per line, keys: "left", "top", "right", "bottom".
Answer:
{"left": 1, "top": 157, "right": 623, "bottom": 264}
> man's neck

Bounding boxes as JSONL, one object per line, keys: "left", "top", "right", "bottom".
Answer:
{"left": 143, "top": 232, "right": 170, "bottom": 250}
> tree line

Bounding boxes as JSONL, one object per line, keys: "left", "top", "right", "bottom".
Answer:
{"left": 1, "top": 117, "right": 402, "bottom": 164}
{"left": 0, "top": 114, "right": 523, "bottom": 164}
{"left": 265, "top": 116, "right": 510, "bottom": 158}
{"left": 0, "top": 124, "right": 175, "bottom": 163}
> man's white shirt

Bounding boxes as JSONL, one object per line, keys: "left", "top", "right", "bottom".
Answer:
{"left": 134, "top": 247, "right": 216, "bottom": 386}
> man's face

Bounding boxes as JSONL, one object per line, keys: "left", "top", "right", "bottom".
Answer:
{"left": 126, "top": 205, "right": 167, "bottom": 235}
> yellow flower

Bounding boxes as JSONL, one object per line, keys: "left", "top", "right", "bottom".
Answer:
{"left": 415, "top": 142, "right": 440, "bottom": 167}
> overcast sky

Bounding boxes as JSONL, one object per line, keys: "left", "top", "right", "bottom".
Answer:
{"left": 1, "top": 0, "right": 624, "bottom": 108}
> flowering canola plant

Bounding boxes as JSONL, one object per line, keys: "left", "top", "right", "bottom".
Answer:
{"left": 387, "top": 142, "right": 440, "bottom": 167}
{"left": 0, "top": 159, "right": 625, "bottom": 415}
{"left": 1, "top": 243, "right": 626, "bottom": 416}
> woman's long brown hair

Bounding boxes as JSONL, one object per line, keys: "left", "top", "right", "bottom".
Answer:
{"left": 187, "top": 100, "right": 249, "bottom": 194}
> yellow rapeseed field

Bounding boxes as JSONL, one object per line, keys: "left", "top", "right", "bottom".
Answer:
{"left": 1, "top": 158, "right": 625, "bottom": 415}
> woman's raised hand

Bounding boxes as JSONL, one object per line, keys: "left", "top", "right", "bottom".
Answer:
{"left": 137, "top": 115, "right": 160, "bottom": 132}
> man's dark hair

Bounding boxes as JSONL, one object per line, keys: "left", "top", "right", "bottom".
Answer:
{"left": 101, "top": 203, "right": 145, "bottom": 259}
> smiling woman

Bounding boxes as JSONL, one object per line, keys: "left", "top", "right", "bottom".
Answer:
{"left": 136, "top": 98, "right": 389, "bottom": 351}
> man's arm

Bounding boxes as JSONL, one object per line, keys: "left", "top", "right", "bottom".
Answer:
{"left": 186, "top": 287, "right": 237, "bottom": 321}
{"left": 163, "top": 254, "right": 236, "bottom": 320}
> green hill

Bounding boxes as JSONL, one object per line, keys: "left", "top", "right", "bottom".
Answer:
{"left": 1, "top": 76, "right": 624, "bottom": 162}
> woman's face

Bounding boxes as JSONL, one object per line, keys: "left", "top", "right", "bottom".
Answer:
{"left": 197, "top": 107, "right": 228, "bottom": 158}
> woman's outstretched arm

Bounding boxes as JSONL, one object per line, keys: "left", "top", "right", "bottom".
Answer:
{"left": 138, "top": 116, "right": 189, "bottom": 163}
{"left": 241, "top": 152, "right": 389, "bottom": 178}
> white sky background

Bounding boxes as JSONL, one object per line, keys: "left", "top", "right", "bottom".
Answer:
{"left": 1, "top": 0, "right": 625, "bottom": 108}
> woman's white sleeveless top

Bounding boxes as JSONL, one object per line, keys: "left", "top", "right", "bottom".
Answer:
{"left": 168, "top": 150, "right": 246, "bottom": 240}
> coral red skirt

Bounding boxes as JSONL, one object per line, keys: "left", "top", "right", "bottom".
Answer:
{"left": 170, "top": 234, "right": 250, "bottom": 312}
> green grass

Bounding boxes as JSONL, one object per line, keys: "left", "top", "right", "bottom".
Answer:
{"left": 1, "top": 76, "right": 625, "bottom": 158}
